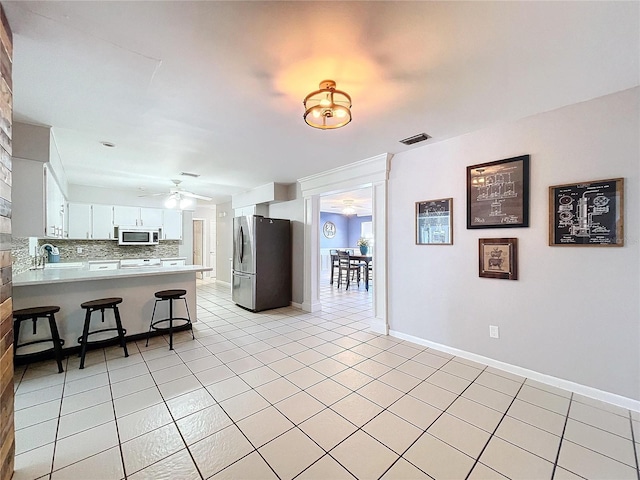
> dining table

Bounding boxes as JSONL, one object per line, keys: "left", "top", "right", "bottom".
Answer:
{"left": 330, "top": 253, "right": 373, "bottom": 291}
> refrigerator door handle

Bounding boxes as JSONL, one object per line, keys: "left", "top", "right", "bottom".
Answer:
{"left": 238, "top": 226, "right": 244, "bottom": 264}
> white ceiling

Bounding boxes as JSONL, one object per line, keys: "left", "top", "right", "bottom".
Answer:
{"left": 3, "top": 1, "right": 638, "bottom": 205}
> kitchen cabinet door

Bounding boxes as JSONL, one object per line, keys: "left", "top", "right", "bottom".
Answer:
{"left": 67, "top": 203, "right": 92, "bottom": 239}
{"left": 92, "top": 204, "right": 114, "bottom": 240}
{"left": 44, "top": 165, "right": 65, "bottom": 238}
{"left": 113, "top": 205, "right": 140, "bottom": 226}
{"left": 140, "top": 207, "right": 163, "bottom": 228}
{"left": 162, "top": 209, "right": 182, "bottom": 240}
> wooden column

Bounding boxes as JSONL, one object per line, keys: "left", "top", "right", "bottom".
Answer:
{"left": 0, "top": 5, "right": 12, "bottom": 480}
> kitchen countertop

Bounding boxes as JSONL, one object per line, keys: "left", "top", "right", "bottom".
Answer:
{"left": 13, "top": 263, "right": 211, "bottom": 287}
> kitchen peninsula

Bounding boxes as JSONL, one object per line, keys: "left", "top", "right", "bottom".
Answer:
{"left": 13, "top": 261, "right": 212, "bottom": 351}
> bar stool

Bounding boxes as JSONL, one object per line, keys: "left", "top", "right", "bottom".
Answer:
{"left": 146, "top": 289, "right": 194, "bottom": 350}
{"left": 78, "top": 297, "right": 128, "bottom": 369}
{"left": 13, "top": 306, "right": 65, "bottom": 373}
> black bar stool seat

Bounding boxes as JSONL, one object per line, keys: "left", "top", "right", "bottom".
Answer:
{"left": 146, "top": 289, "right": 194, "bottom": 350}
{"left": 13, "top": 305, "right": 65, "bottom": 373}
{"left": 78, "top": 297, "right": 128, "bottom": 369}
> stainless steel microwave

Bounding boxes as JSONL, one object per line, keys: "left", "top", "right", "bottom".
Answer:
{"left": 118, "top": 227, "right": 160, "bottom": 245}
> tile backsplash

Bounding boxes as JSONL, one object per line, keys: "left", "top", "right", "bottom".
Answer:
{"left": 12, "top": 238, "right": 180, "bottom": 275}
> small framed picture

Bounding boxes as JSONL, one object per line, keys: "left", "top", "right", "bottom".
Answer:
{"left": 549, "top": 178, "right": 624, "bottom": 246}
{"left": 479, "top": 238, "right": 518, "bottom": 280}
{"left": 416, "top": 198, "right": 453, "bottom": 245}
{"left": 467, "top": 155, "right": 530, "bottom": 229}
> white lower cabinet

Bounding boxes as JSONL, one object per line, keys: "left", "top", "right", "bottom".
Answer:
{"left": 161, "top": 259, "right": 186, "bottom": 267}
{"left": 88, "top": 261, "right": 119, "bottom": 271}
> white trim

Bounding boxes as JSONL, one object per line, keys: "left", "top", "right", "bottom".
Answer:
{"left": 390, "top": 329, "right": 640, "bottom": 413}
{"left": 298, "top": 154, "right": 392, "bottom": 328}
{"left": 290, "top": 301, "right": 303, "bottom": 310}
{"left": 215, "top": 279, "right": 231, "bottom": 287}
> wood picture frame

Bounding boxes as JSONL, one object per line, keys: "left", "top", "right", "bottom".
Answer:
{"left": 549, "top": 178, "right": 624, "bottom": 246}
{"left": 415, "top": 198, "right": 453, "bottom": 245}
{"left": 467, "top": 155, "right": 530, "bottom": 229}
{"left": 479, "top": 238, "right": 518, "bottom": 280}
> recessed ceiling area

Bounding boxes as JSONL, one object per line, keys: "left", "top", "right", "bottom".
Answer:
{"left": 3, "top": 2, "right": 637, "bottom": 204}
{"left": 320, "top": 188, "right": 372, "bottom": 217}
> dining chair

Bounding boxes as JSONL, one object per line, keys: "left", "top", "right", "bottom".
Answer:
{"left": 329, "top": 249, "right": 339, "bottom": 284}
{"left": 337, "top": 251, "right": 360, "bottom": 290}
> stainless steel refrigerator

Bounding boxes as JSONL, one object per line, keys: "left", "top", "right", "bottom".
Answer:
{"left": 232, "top": 215, "right": 291, "bottom": 312}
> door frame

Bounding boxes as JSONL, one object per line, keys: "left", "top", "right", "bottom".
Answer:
{"left": 298, "top": 153, "right": 391, "bottom": 335}
{"left": 192, "top": 218, "right": 205, "bottom": 279}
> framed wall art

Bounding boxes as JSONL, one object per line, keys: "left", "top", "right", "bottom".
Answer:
{"left": 467, "top": 155, "right": 530, "bottom": 229}
{"left": 549, "top": 178, "right": 624, "bottom": 247}
{"left": 415, "top": 198, "right": 453, "bottom": 245}
{"left": 479, "top": 238, "right": 518, "bottom": 280}
{"left": 322, "top": 221, "right": 336, "bottom": 239}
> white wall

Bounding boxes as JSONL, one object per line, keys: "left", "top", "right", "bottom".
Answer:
{"left": 193, "top": 205, "right": 217, "bottom": 275}
{"left": 387, "top": 87, "right": 639, "bottom": 400}
{"left": 269, "top": 183, "right": 305, "bottom": 304}
{"left": 215, "top": 202, "right": 233, "bottom": 284}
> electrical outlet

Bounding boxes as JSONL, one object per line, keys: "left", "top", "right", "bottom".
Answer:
{"left": 489, "top": 325, "right": 500, "bottom": 339}
{"left": 76, "top": 247, "right": 83, "bottom": 254}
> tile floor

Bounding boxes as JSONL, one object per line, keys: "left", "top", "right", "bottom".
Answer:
{"left": 12, "top": 277, "right": 640, "bottom": 479}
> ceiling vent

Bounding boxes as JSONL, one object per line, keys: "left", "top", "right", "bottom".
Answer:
{"left": 180, "top": 171, "right": 200, "bottom": 178}
{"left": 399, "top": 133, "right": 431, "bottom": 145}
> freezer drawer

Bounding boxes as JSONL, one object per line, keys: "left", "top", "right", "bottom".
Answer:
{"left": 232, "top": 272, "right": 255, "bottom": 311}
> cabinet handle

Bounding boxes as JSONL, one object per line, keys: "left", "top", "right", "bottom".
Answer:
{"left": 98, "top": 266, "right": 108, "bottom": 269}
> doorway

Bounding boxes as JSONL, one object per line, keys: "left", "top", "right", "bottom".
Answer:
{"left": 319, "top": 187, "right": 373, "bottom": 307}
{"left": 193, "top": 219, "right": 204, "bottom": 279}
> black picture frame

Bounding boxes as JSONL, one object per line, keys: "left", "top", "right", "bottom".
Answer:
{"left": 415, "top": 198, "right": 453, "bottom": 245}
{"left": 549, "top": 178, "right": 624, "bottom": 247}
{"left": 467, "top": 155, "right": 530, "bottom": 229}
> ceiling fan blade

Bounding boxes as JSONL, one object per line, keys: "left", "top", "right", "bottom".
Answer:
{"left": 181, "top": 191, "right": 212, "bottom": 201}
{"left": 137, "top": 192, "right": 166, "bottom": 197}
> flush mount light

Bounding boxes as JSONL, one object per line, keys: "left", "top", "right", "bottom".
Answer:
{"left": 303, "top": 80, "right": 352, "bottom": 129}
{"left": 342, "top": 200, "right": 356, "bottom": 216}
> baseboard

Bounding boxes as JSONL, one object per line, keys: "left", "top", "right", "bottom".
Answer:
{"left": 215, "top": 279, "right": 231, "bottom": 287}
{"left": 291, "top": 301, "right": 303, "bottom": 310}
{"left": 369, "top": 320, "right": 389, "bottom": 335}
{"left": 389, "top": 329, "right": 640, "bottom": 413}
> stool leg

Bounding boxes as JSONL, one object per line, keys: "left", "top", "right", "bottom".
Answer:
{"left": 79, "top": 309, "right": 92, "bottom": 369}
{"left": 146, "top": 300, "right": 159, "bottom": 347}
{"left": 47, "top": 314, "right": 65, "bottom": 373}
{"left": 113, "top": 306, "right": 129, "bottom": 358}
{"left": 183, "top": 298, "right": 194, "bottom": 340}
{"left": 168, "top": 299, "right": 174, "bottom": 351}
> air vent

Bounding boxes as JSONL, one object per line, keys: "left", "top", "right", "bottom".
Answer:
{"left": 180, "top": 172, "right": 200, "bottom": 178}
{"left": 399, "top": 133, "right": 431, "bottom": 145}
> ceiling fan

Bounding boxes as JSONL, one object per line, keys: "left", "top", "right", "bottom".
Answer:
{"left": 331, "top": 199, "right": 366, "bottom": 216}
{"left": 139, "top": 180, "right": 212, "bottom": 209}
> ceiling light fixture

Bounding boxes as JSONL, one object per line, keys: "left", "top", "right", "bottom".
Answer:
{"left": 303, "top": 80, "right": 352, "bottom": 129}
{"left": 342, "top": 200, "right": 356, "bottom": 216}
{"left": 164, "top": 192, "right": 193, "bottom": 210}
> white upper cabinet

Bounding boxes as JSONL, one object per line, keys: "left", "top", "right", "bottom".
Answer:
{"left": 112, "top": 205, "right": 140, "bottom": 226}
{"left": 67, "top": 203, "right": 92, "bottom": 239}
{"left": 113, "top": 205, "right": 163, "bottom": 227}
{"left": 140, "top": 207, "right": 163, "bottom": 227}
{"left": 92, "top": 204, "right": 114, "bottom": 240}
{"left": 162, "top": 209, "right": 183, "bottom": 240}
{"left": 44, "top": 165, "right": 65, "bottom": 238}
